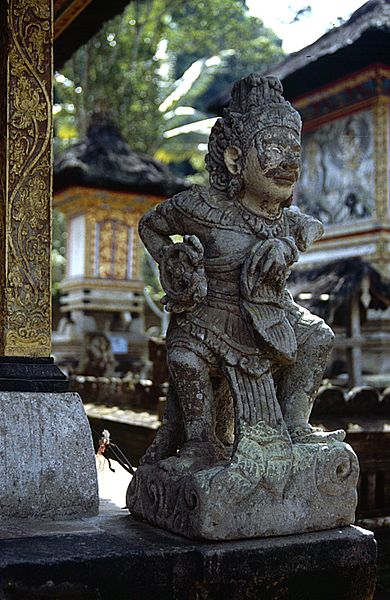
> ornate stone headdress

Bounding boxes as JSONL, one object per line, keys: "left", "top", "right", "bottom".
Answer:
{"left": 205, "top": 74, "right": 302, "bottom": 198}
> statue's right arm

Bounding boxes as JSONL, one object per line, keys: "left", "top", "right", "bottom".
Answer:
{"left": 138, "top": 197, "right": 188, "bottom": 264}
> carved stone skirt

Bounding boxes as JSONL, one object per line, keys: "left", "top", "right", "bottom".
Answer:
{"left": 167, "top": 299, "right": 270, "bottom": 379}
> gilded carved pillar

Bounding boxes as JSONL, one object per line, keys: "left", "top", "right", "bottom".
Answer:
{"left": 373, "top": 97, "right": 390, "bottom": 222}
{"left": 0, "top": 0, "right": 52, "bottom": 357}
{"left": 372, "top": 96, "right": 390, "bottom": 275}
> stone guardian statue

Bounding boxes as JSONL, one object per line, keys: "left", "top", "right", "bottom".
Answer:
{"left": 127, "top": 74, "right": 359, "bottom": 540}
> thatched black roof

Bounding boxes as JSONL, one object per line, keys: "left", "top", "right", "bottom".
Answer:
{"left": 208, "top": 0, "right": 390, "bottom": 114}
{"left": 272, "top": 0, "right": 390, "bottom": 99}
{"left": 288, "top": 257, "right": 390, "bottom": 324}
{"left": 54, "top": 113, "right": 188, "bottom": 197}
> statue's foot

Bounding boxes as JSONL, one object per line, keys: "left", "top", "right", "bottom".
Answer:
{"left": 289, "top": 424, "right": 346, "bottom": 444}
{"left": 160, "top": 441, "right": 218, "bottom": 473}
{"left": 139, "top": 426, "right": 179, "bottom": 465}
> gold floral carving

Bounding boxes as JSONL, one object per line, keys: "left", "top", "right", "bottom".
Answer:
{"left": 113, "top": 223, "right": 129, "bottom": 280}
{"left": 97, "top": 221, "right": 115, "bottom": 278}
{"left": 373, "top": 98, "right": 389, "bottom": 223}
{"left": 372, "top": 97, "right": 390, "bottom": 274}
{"left": 94, "top": 219, "right": 134, "bottom": 280}
{"left": 371, "top": 232, "right": 390, "bottom": 278}
{"left": 0, "top": 0, "right": 52, "bottom": 356}
{"left": 53, "top": 186, "right": 162, "bottom": 217}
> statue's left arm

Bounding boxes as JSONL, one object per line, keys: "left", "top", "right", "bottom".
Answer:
{"left": 285, "top": 207, "right": 324, "bottom": 252}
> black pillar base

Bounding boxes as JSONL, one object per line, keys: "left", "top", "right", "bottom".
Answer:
{"left": 0, "top": 356, "right": 68, "bottom": 392}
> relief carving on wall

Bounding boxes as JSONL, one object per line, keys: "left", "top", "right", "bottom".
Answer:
{"left": 297, "top": 110, "right": 374, "bottom": 226}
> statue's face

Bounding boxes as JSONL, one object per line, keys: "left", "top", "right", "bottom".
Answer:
{"left": 242, "top": 126, "right": 301, "bottom": 203}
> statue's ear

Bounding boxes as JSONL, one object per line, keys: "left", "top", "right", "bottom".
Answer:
{"left": 223, "top": 146, "right": 242, "bottom": 175}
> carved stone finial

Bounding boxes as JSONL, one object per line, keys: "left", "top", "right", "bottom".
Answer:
{"left": 230, "top": 74, "right": 284, "bottom": 113}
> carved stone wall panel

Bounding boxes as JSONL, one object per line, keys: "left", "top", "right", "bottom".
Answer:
{"left": 297, "top": 109, "right": 375, "bottom": 226}
{"left": 0, "top": 0, "right": 52, "bottom": 356}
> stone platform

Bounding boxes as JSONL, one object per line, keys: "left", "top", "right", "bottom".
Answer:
{"left": 0, "top": 500, "right": 377, "bottom": 600}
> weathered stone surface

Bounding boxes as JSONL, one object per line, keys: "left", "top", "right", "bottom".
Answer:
{"left": 128, "top": 435, "right": 359, "bottom": 540}
{"left": 0, "top": 518, "right": 377, "bottom": 600}
{"left": 0, "top": 392, "right": 98, "bottom": 518}
{"left": 128, "top": 74, "right": 359, "bottom": 539}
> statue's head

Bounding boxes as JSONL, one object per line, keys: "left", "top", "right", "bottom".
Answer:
{"left": 205, "top": 74, "right": 302, "bottom": 205}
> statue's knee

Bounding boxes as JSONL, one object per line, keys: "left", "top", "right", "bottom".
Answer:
{"left": 306, "top": 321, "right": 334, "bottom": 355}
{"left": 168, "top": 347, "right": 202, "bottom": 377}
{"left": 319, "top": 322, "right": 334, "bottom": 351}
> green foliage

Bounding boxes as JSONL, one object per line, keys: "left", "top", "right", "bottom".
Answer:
{"left": 54, "top": 0, "right": 284, "bottom": 156}
{"left": 167, "top": 0, "right": 283, "bottom": 81}
{"left": 56, "top": 0, "right": 176, "bottom": 153}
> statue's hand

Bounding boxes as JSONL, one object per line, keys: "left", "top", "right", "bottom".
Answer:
{"left": 159, "top": 235, "right": 207, "bottom": 313}
{"left": 303, "top": 220, "right": 323, "bottom": 248}
{"left": 249, "top": 238, "right": 297, "bottom": 286}
{"left": 242, "top": 237, "right": 299, "bottom": 302}
{"left": 262, "top": 237, "right": 298, "bottom": 281}
{"left": 286, "top": 207, "right": 324, "bottom": 251}
{"left": 261, "top": 241, "right": 288, "bottom": 282}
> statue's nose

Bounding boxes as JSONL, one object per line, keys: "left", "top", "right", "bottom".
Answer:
{"left": 281, "top": 152, "right": 300, "bottom": 170}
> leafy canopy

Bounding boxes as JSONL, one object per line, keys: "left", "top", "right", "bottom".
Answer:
{"left": 54, "top": 0, "right": 284, "bottom": 157}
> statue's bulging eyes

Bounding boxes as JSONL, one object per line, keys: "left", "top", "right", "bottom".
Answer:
{"left": 262, "top": 143, "right": 300, "bottom": 166}
{"left": 265, "top": 146, "right": 283, "bottom": 161}
{"left": 267, "top": 146, "right": 282, "bottom": 155}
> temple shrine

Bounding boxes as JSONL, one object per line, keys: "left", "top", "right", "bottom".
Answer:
{"left": 272, "top": 0, "right": 390, "bottom": 521}
{"left": 52, "top": 112, "right": 186, "bottom": 372}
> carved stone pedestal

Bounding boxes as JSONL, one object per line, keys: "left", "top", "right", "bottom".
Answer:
{"left": 0, "top": 391, "right": 98, "bottom": 518}
{"left": 128, "top": 426, "right": 359, "bottom": 540}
